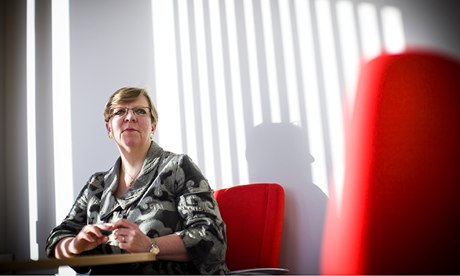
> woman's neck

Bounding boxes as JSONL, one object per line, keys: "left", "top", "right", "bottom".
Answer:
{"left": 118, "top": 142, "right": 150, "bottom": 186}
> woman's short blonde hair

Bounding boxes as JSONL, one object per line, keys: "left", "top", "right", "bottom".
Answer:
{"left": 104, "top": 87, "right": 158, "bottom": 125}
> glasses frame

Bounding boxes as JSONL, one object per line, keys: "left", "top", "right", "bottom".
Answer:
{"left": 109, "top": 106, "right": 152, "bottom": 120}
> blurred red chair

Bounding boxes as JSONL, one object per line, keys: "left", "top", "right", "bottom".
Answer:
{"left": 214, "top": 183, "right": 288, "bottom": 274}
{"left": 321, "top": 51, "right": 460, "bottom": 274}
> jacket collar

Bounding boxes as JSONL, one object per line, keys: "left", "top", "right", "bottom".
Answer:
{"left": 99, "top": 142, "right": 164, "bottom": 220}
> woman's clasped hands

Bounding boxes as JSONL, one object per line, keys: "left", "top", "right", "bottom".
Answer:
{"left": 71, "top": 219, "right": 151, "bottom": 255}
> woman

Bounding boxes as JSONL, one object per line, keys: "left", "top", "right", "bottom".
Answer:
{"left": 46, "top": 87, "right": 228, "bottom": 274}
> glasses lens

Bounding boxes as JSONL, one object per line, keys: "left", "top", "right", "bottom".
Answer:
{"left": 133, "top": 107, "right": 148, "bottom": 116}
{"left": 110, "top": 107, "right": 127, "bottom": 117}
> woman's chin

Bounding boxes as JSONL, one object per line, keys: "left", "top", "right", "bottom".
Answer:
{"left": 120, "top": 138, "right": 149, "bottom": 149}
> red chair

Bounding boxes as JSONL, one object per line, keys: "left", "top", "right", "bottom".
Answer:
{"left": 214, "top": 183, "right": 288, "bottom": 274}
{"left": 321, "top": 51, "right": 460, "bottom": 274}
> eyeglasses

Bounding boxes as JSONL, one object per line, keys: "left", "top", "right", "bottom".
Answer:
{"left": 109, "top": 106, "right": 151, "bottom": 119}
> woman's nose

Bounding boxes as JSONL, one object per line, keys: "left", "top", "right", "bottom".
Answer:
{"left": 124, "top": 109, "right": 137, "bottom": 121}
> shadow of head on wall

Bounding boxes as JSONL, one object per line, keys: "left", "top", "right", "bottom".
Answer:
{"left": 245, "top": 122, "right": 328, "bottom": 274}
{"left": 246, "top": 122, "right": 314, "bottom": 184}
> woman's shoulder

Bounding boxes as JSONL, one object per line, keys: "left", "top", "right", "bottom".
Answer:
{"left": 73, "top": 170, "right": 111, "bottom": 200}
{"left": 88, "top": 171, "right": 106, "bottom": 184}
{"left": 160, "top": 152, "right": 205, "bottom": 179}
{"left": 86, "top": 164, "right": 118, "bottom": 189}
{"left": 161, "top": 150, "right": 188, "bottom": 161}
{"left": 159, "top": 151, "right": 198, "bottom": 171}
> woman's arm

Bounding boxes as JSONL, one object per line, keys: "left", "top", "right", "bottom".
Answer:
{"left": 112, "top": 219, "right": 190, "bottom": 261}
{"left": 53, "top": 224, "right": 113, "bottom": 259}
{"left": 46, "top": 173, "right": 107, "bottom": 258}
{"left": 174, "top": 155, "right": 228, "bottom": 274}
{"left": 154, "top": 233, "right": 190, "bottom": 261}
{"left": 54, "top": 237, "right": 77, "bottom": 258}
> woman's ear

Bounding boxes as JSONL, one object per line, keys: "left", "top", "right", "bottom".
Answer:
{"left": 106, "top": 123, "right": 112, "bottom": 139}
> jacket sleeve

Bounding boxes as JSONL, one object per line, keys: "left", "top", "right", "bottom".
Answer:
{"left": 174, "top": 155, "right": 228, "bottom": 274}
{"left": 45, "top": 182, "right": 91, "bottom": 258}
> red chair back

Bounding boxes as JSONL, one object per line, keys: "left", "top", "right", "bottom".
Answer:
{"left": 321, "top": 51, "right": 460, "bottom": 274}
{"left": 214, "top": 183, "right": 285, "bottom": 271}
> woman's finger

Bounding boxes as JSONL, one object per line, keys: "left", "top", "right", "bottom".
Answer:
{"left": 95, "top": 224, "right": 114, "bottom": 237}
{"left": 113, "top": 218, "right": 137, "bottom": 229}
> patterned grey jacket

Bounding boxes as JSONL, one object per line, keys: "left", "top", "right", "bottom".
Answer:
{"left": 46, "top": 142, "right": 228, "bottom": 274}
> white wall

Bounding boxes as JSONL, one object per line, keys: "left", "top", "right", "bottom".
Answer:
{"left": 69, "top": 0, "right": 156, "bottom": 199}
{"left": 1, "top": 0, "right": 460, "bottom": 274}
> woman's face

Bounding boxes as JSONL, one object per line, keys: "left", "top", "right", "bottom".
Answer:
{"left": 106, "top": 96, "right": 155, "bottom": 151}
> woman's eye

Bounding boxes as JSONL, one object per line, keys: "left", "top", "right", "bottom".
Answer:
{"left": 134, "top": 108, "right": 147, "bottom": 115}
{"left": 112, "top": 109, "right": 126, "bottom": 116}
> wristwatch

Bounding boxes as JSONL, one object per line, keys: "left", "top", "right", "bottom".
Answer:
{"left": 149, "top": 238, "right": 160, "bottom": 255}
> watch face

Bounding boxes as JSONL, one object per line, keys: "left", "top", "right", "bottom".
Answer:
{"left": 150, "top": 239, "right": 160, "bottom": 254}
{"left": 150, "top": 245, "right": 160, "bottom": 254}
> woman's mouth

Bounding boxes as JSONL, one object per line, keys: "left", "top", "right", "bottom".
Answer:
{"left": 123, "top": 128, "right": 137, "bottom": 133}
